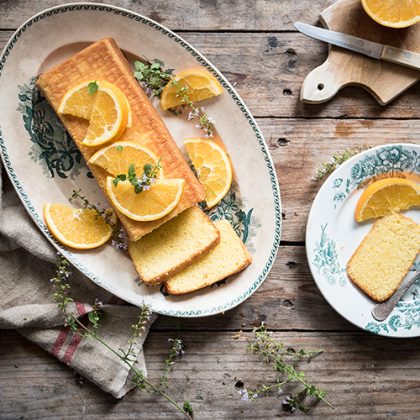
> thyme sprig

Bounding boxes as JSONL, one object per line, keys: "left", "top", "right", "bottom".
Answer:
{"left": 160, "top": 338, "right": 185, "bottom": 388}
{"left": 70, "top": 189, "right": 115, "bottom": 227}
{"left": 120, "top": 304, "right": 152, "bottom": 365}
{"left": 171, "top": 78, "right": 215, "bottom": 138}
{"left": 134, "top": 59, "right": 216, "bottom": 138}
{"left": 313, "top": 146, "right": 371, "bottom": 181}
{"left": 134, "top": 59, "right": 174, "bottom": 97}
{"left": 113, "top": 159, "right": 162, "bottom": 194}
{"left": 51, "top": 254, "right": 193, "bottom": 418}
{"left": 239, "top": 324, "right": 332, "bottom": 413}
{"left": 69, "top": 189, "right": 128, "bottom": 252}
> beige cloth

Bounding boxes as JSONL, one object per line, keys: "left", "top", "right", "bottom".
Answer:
{"left": 0, "top": 165, "right": 156, "bottom": 398}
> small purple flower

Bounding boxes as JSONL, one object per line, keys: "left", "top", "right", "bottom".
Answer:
{"left": 238, "top": 389, "right": 249, "bottom": 401}
{"left": 187, "top": 108, "right": 200, "bottom": 120}
{"left": 168, "top": 338, "right": 185, "bottom": 355}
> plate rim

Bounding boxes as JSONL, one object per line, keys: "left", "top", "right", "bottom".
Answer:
{"left": 0, "top": 2, "right": 282, "bottom": 317}
{"left": 306, "top": 142, "right": 419, "bottom": 337}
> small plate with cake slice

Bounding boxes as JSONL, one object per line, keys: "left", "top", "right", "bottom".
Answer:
{"left": 307, "top": 144, "right": 420, "bottom": 338}
{"left": 0, "top": 4, "right": 281, "bottom": 317}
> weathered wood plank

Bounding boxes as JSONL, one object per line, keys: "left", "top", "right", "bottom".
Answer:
{"left": 180, "top": 32, "right": 419, "bottom": 119}
{"left": 0, "top": 0, "right": 335, "bottom": 31}
{"left": 1, "top": 330, "right": 419, "bottom": 419}
{"left": 0, "top": 30, "right": 417, "bottom": 118}
{"left": 259, "top": 118, "right": 420, "bottom": 242}
{"left": 155, "top": 245, "right": 354, "bottom": 331}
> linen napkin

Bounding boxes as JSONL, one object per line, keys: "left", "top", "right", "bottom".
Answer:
{"left": 0, "top": 165, "right": 156, "bottom": 398}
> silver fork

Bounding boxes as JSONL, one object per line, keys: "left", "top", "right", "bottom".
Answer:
{"left": 371, "top": 270, "right": 420, "bottom": 322}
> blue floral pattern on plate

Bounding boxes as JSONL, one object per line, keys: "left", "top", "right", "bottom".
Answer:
{"left": 307, "top": 144, "right": 420, "bottom": 337}
{"left": 312, "top": 224, "right": 346, "bottom": 286}
{"left": 332, "top": 145, "right": 419, "bottom": 206}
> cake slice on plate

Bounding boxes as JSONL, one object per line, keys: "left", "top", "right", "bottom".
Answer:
{"left": 347, "top": 214, "right": 420, "bottom": 302}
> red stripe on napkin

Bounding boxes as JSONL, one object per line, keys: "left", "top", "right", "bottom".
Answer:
{"left": 51, "top": 328, "right": 69, "bottom": 358}
{"left": 62, "top": 332, "right": 82, "bottom": 365}
{"left": 76, "top": 302, "right": 87, "bottom": 316}
{"left": 62, "top": 302, "right": 88, "bottom": 364}
{"left": 51, "top": 302, "right": 87, "bottom": 360}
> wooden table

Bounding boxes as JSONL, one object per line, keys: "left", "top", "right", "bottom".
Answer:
{"left": 1, "top": 1, "right": 419, "bottom": 418}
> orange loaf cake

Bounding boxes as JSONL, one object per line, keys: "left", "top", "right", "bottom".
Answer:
{"left": 36, "top": 38, "right": 205, "bottom": 241}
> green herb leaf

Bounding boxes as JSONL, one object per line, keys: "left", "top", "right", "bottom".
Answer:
{"left": 134, "top": 61, "right": 146, "bottom": 72}
{"left": 116, "top": 145, "right": 124, "bottom": 152}
{"left": 113, "top": 174, "right": 126, "bottom": 187}
{"left": 143, "top": 163, "right": 153, "bottom": 176}
{"left": 243, "top": 324, "right": 333, "bottom": 412}
{"left": 133, "top": 59, "right": 173, "bottom": 98}
{"left": 128, "top": 163, "right": 136, "bottom": 177}
{"left": 87, "top": 81, "right": 98, "bottom": 95}
{"left": 183, "top": 401, "right": 193, "bottom": 417}
{"left": 314, "top": 146, "right": 371, "bottom": 181}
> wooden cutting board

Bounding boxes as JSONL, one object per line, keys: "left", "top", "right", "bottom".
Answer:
{"left": 300, "top": 0, "right": 419, "bottom": 105}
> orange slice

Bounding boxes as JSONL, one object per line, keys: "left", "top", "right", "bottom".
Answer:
{"left": 106, "top": 177, "right": 185, "bottom": 222}
{"left": 184, "top": 138, "right": 232, "bottom": 209}
{"left": 160, "top": 68, "right": 223, "bottom": 110}
{"left": 361, "top": 0, "right": 420, "bottom": 28}
{"left": 44, "top": 203, "right": 115, "bottom": 249}
{"left": 58, "top": 80, "right": 130, "bottom": 147}
{"left": 355, "top": 177, "right": 420, "bottom": 222}
{"left": 57, "top": 80, "right": 96, "bottom": 119}
{"left": 89, "top": 141, "right": 163, "bottom": 178}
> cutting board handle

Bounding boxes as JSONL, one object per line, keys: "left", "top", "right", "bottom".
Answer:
{"left": 300, "top": 59, "right": 346, "bottom": 104}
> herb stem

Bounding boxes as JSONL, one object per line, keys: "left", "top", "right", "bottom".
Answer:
{"left": 72, "top": 316, "right": 190, "bottom": 418}
{"left": 283, "top": 364, "right": 334, "bottom": 409}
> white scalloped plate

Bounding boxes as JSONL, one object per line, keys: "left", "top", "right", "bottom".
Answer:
{"left": 306, "top": 143, "right": 419, "bottom": 337}
{"left": 0, "top": 3, "right": 281, "bottom": 317}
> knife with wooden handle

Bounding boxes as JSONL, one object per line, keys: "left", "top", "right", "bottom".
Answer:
{"left": 294, "top": 22, "right": 420, "bottom": 71}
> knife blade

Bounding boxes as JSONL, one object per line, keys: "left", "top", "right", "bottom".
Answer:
{"left": 294, "top": 22, "right": 420, "bottom": 71}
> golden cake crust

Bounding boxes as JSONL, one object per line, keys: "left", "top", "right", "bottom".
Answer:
{"left": 164, "top": 220, "right": 252, "bottom": 295}
{"left": 36, "top": 37, "right": 205, "bottom": 241}
{"left": 128, "top": 207, "right": 220, "bottom": 285}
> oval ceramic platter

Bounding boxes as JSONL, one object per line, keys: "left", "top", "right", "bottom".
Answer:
{"left": 307, "top": 144, "right": 419, "bottom": 338}
{"left": 0, "top": 3, "right": 281, "bottom": 317}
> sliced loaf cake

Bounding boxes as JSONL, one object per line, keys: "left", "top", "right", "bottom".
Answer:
{"left": 165, "top": 219, "right": 252, "bottom": 295}
{"left": 128, "top": 206, "right": 219, "bottom": 285}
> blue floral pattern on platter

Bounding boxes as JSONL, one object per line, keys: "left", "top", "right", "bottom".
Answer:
{"left": 312, "top": 224, "right": 346, "bottom": 287}
{"left": 332, "top": 145, "right": 420, "bottom": 207}
{"left": 17, "top": 78, "right": 257, "bottom": 251}
{"left": 0, "top": 3, "right": 282, "bottom": 317}
{"left": 205, "top": 183, "right": 260, "bottom": 252}
{"left": 17, "top": 77, "right": 86, "bottom": 179}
